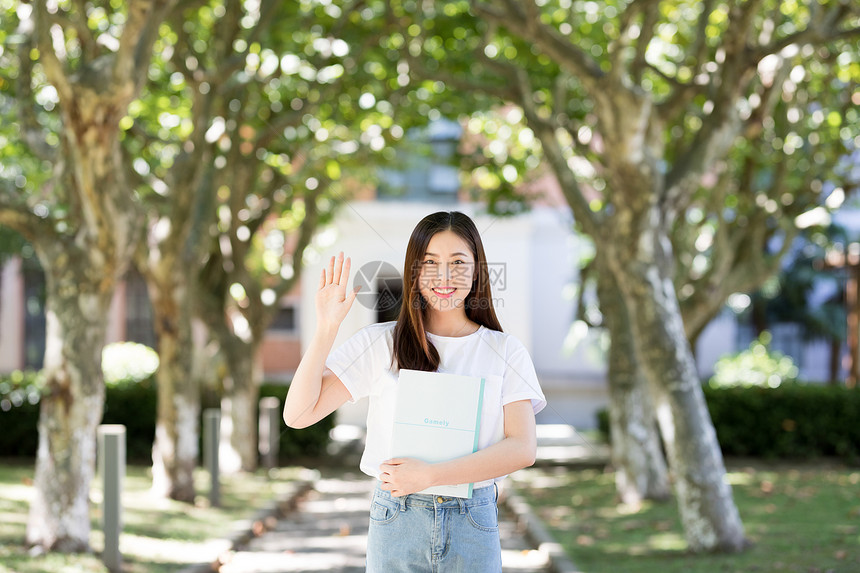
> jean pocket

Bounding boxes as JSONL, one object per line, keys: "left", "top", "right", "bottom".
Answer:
{"left": 369, "top": 493, "right": 401, "bottom": 525}
{"left": 465, "top": 501, "right": 499, "bottom": 532}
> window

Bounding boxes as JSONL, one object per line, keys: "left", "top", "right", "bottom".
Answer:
{"left": 124, "top": 268, "right": 157, "bottom": 348}
{"left": 376, "top": 278, "right": 402, "bottom": 324}
{"left": 269, "top": 305, "right": 297, "bottom": 333}
{"left": 22, "top": 266, "right": 46, "bottom": 369}
{"left": 377, "top": 118, "right": 462, "bottom": 202}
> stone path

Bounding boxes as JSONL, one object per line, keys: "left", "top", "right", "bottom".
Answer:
{"left": 219, "top": 468, "right": 552, "bottom": 573}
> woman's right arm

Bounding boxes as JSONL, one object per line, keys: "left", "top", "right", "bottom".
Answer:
{"left": 283, "top": 252, "right": 359, "bottom": 429}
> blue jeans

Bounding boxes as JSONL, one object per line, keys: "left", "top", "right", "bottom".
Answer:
{"left": 366, "top": 482, "right": 502, "bottom": 572}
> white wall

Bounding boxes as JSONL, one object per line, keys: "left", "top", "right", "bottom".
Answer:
{"left": 0, "top": 258, "right": 23, "bottom": 371}
{"left": 695, "top": 310, "right": 738, "bottom": 379}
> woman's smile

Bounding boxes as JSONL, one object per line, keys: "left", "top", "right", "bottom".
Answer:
{"left": 431, "top": 287, "right": 456, "bottom": 298}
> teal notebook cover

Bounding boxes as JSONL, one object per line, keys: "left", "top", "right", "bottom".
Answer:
{"left": 391, "top": 369, "right": 485, "bottom": 498}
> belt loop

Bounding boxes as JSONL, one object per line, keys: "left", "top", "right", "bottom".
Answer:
{"left": 400, "top": 495, "right": 407, "bottom": 511}
{"left": 493, "top": 482, "right": 499, "bottom": 503}
{"left": 457, "top": 497, "right": 466, "bottom": 514}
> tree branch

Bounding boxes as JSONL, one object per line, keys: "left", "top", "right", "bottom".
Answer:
{"left": 755, "top": 2, "right": 859, "bottom": 60}
{"left": 742, "top": 57, "right": 792, "bottom": 140}
{"left": 127, "top": 0, "right": 178, "bottom": 93}
{"left": 255, "top": 109, "right": 306, "bottom": 148}
{"left": 330, "top": 0, "right": 367, "bottom": 39}
{"left": 514, "top": 68, "right": 600, "bottom": 238}
{"left": 17, "top": 35, "right": 58, "bottom": 162}
{"left": 471, "top": 0, "right": 604, "bottom": 93}
{"left": 687, "top": 0, "right": 715, "bottom": 71}
{"left": 629, "top": 1, "right": 660, "bottom": 84}
{"left": 573, "top": 257, "right": 597, "bottom": 327}
{"left": 272, "top": 187, "right": 320, "bottom": 301}
{"left": 405, "top": 49, "right": 514, "bottom": 101}
{"left": 610, "top": 0, "right": 643, "bottom": 73}
{"left": 661, "top": 0, "right": 773, "bottom": 215}
{"left": 662, "top": 110, "right": 741, "bottom": 219}
{"left": 210, "top": 0, "right": 246, "bottom": 74}
{"left": 210, "top": 0, "right": 307, "bottom": 89}
{"left": 115, "top": 0, "right": 156, "bottom": 87}
{"left": 0, "top": 180, "right": 53, "bottom": 240}
{"left": 34, "top": 3, "right": 73, "bottom": 103}
{"left": 166, "top": 5, "right": 206, "bottom": 81}
{"left": 68, "top": 0, "right": 99, "bottom": 61}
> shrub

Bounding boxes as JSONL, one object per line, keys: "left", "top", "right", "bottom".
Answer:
{"left": 0, "top": 372, "right": 334, "bottom": 464}
{"left": 709, "top": 332, "right": 799, "bottom": 389}
{"left": 100, "top": 342, "right": 161, "bottom": 460}
{"left": 259, "top": 383, "right": 336, "bottom": 462}
{"left": 595, "top": 383, "right": 860, "bottom": 462}
{"left": 704, "top": 383, "right": 859, "bottom": 461}
{"left": 102, "top": 342, "right": 160, "bottom": 387}
{"left": 0, "top": 371, "right": 43, "bottom": 456}
{"left": 102, "top": 378, "right": 158, "bottom": 461}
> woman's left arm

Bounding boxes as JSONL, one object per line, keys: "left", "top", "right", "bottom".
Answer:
{"left": 379, "top": 400, "right": 537, "bottom": 497}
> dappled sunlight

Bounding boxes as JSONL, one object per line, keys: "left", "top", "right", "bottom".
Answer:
{"left": 0, "top": 482, "right": 34, "bottom": 503}
{"left": 723, "top": 470, "right": 757, "bottom": 486}
{"left": 0, "top": 519, "right": 26, "bottom": 543}
{"left": 298, "top": 495, "right": 370, "bottom": 515}
{"left": 0, "top": 461, "right": 311, "bottom": 573}
{"left": 500, "top": 548, "right": 550, "bottom": 569}
{"left": 648, "top": 532, "right": 687, "bottom": 551}
{"left": 516, "top": 462, "right": 860, "bottom": 572}
{"left": 117, "top": 532, "right": 231, "bottom": 565}
{"left": 220, "top": 548, "right": 367, "bottom": 573}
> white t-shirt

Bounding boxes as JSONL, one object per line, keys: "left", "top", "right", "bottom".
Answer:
{"left": 324, "top": 320, "right": 547, "bottom": 488}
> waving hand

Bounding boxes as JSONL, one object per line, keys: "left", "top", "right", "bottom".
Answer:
{"left": 316, "top": 251, "right": 360, "bottom": 331}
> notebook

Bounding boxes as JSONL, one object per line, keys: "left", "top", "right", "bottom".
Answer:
{"left": 391, "top": 369, "right": 485, "bottom": 498}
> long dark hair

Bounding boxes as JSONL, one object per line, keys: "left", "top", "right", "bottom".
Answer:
{"left": 392, "top": 211, "right": 503, "bottom": 372}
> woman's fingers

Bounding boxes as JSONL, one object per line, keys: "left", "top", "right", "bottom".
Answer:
{"left": 320, "top": 252, "right": 354, "bottom": 296}
{"left": 326, "top": 255, "right": 335, "bottom": 285}
{"left": 340, "top": 256, "right": 351, "bottom": 291}
{"left": 331, "top": 252, "right": 343, "bottom": 285}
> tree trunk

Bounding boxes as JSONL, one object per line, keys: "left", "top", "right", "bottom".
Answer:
{"left": 26, "top": 253, "right": 111, "bottom": 551}
{"left": 148, "top": 270, "right": 199, "bottom": 502}
{"left": 596, "top": 261, "right": 670, "bottom": 505}
{"left": 829, "top": 339, "right": 841, "bottom": 386}
{"left": 9, "top": 0, "right": 173, "bottom": 550}
{"left": 609, "top": 224, "right": 748, "bottom": 552}
{"left": 218, "top": 335, "right": 261, "bottom": 473}
{"left": 24, "top": 71, "right": 142, "bottom": 554}
{"left": 138, "top": 96, "right": 214, "bottom": 500}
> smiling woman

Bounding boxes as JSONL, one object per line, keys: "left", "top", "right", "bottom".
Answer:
{"left": 283, "top": 210, "right": 546, "bottom": 572}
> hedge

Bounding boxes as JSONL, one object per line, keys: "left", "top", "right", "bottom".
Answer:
{"left": 0, "top": 373, "right": 333, "bottom": 464}
{"left": 597, "top": 383, "right": 860, "bottom": 462}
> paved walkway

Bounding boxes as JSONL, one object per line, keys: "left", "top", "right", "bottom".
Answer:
{"left": 219, "top": 469, "right": 552, "bottom": 573}
{"left": 212, "top": 425, "right": 604, "bottom": 573}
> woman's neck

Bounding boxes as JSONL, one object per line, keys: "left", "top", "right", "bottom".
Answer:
{"left": 424, "top": 314, "right": 479, "bottom": 337}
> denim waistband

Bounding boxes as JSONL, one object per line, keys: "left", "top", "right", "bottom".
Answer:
{"left": 373, "top": 481, "right": 497, "bottom": 511}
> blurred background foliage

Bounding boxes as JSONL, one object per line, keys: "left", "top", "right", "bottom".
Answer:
{"left": 709, "top": 332, "right": 800, "bottom": 389}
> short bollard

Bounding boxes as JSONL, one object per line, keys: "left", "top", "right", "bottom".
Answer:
{"left": 259, "top": 397, "right": 281, "bottom": 470}
{"left": 98, "top": 424, "right": 126, "bottom": 573}
{"left": 203, "top": 409, "right": 221, "bottom": 507}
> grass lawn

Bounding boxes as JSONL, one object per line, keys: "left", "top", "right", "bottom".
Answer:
{"left": 514, "top": 460, "right": 860, "bottom": 573}
{"left": 0, "top": 459, "right": 312, "bottom": 573}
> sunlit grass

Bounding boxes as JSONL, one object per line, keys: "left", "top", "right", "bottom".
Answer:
{"left": 514, "top": 460, "right": 860, "bottom": 573}
{"left": 0, "top": 459, "right": 311, "bottom": 573}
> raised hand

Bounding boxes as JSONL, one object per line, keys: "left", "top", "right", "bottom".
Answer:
{"left": 316, "top": 252, "right": 360, "bottom": 331}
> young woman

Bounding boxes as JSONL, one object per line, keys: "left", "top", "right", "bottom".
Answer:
{"left": 283, "top": 210, "right": 546, "bottom": 572}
